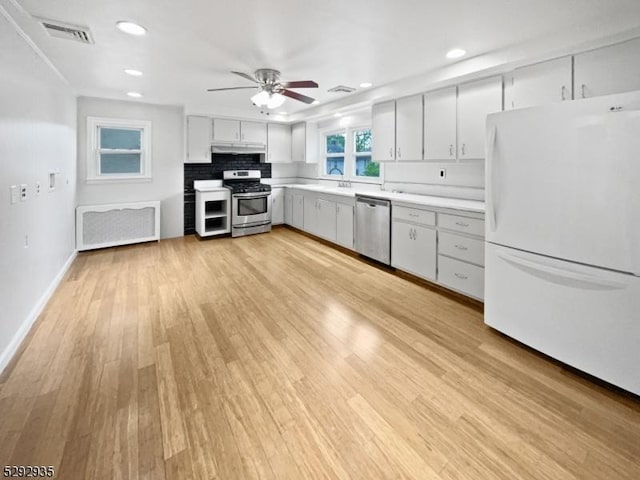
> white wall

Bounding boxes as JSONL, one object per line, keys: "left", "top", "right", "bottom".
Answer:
{"left": 0, "top": 10, "right": 77, "bottom": 371}
{"left": 77, "top": 97, "right": 184, "bottom": 239}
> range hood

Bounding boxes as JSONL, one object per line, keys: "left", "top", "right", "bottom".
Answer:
{"left": 211, "top": 143, "right": 266, "bottom": 155}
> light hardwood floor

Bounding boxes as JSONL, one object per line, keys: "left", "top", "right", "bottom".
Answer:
{"left": 1, "top": 227, "right": 639, "bottom": 479}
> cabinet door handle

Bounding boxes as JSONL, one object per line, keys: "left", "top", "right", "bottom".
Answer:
{"left": 455, "top": 221, "right": 469, "bottom": 227}
{"left": 581, "top": 84, "right": 586, "bottom": 99}
{"left": 461, "top": 143, "right": 466, "bottom": 156}
{"left": 389, "top": 147, "right": 393, "bottom": 158}
{"left": 413, "top": 228, "right": 418, "bottom": 240}
{"left": 449, "top": 144, "right": 454, "bottom": 156}
{"left": 454, "top": 244, "right": 468, "bottom": 251}
{"left": 397, "top": 147, "right": 401, "bottom": 158}
{"left": 561, "top": 85, "right": 567, "bottom": 101}
{"left": 408, "top": 228, "right": 413, "bottom": 240}
{"left": 454, "top": 273, "right": 468, "bottom": 280}
{"left": 409, "top": 213, "right": 419, "bottom": 218}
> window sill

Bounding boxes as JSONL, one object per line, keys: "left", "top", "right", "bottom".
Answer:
{"left": 319, "top": 175, "right": 382, "bottom": 185}
{"left": 86, "top": 176, "right": 152, "bottom": 185}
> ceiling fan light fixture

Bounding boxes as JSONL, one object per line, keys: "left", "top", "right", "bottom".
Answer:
{"left": 251, "top": 90, "right": 270, "bottom": 106}
{"left": 267, "top": 93, "right": 286, "bottom": 109}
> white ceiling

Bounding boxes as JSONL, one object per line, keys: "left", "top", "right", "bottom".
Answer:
{"left": 5, "top": 0, "right": 640, "bottom": 119}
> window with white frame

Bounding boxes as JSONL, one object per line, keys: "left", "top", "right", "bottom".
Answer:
{"left": 86, "top": 117, "right": 152, "bottom": 182}
{"left": 322, "top": 126, "right": 380, "bottom": 181}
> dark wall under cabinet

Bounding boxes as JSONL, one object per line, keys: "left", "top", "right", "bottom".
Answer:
{"left": 184, "top": 154, "right": 271, "bottom": 235}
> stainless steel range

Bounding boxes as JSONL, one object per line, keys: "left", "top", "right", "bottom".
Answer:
{"left": 223, "top": 170, "right": 272, "bottom": 237}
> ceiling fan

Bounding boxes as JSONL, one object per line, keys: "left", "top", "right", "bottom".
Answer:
{"left": 207, "top": 69, "right": 318, "bottom": 109}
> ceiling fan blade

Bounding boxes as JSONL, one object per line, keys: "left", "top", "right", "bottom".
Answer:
{"left": 207, "top": 86, "right": 257, "bottom": 91}
{"left": 280, "top": 80, "right": 318, "bottom": 89}
{"left": 281, "top": 89, "right": 316, "bottom": 104}
{"left": 231, "top": 71, "right": 258, "bottom": 83}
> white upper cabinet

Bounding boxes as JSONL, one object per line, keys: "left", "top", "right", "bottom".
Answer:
{"left": 424, "top": 86, "right": 457, "bottom": 161}
{"left": 291, "top": 122, "right": 318, "bottom": 163}
{"left": 212, "top": 118, "right": 240, "bottom": 142}
{"left": 186, "top": 115, "right": 212, "bottom": 163}
{"left": 457, "top": 76, "right": 503, "bottom": 160}
{"left": 372, "top": 100, "right": 396, "bottom": 162}
{"left": 241, "top": 121, "right": 267, "bottom": 144}
{"left": 574, "top": 38, "right": 640, "bottom": 99}
{"left": 291, "top": 122, "right": 305, "bottom": 162}
{"left": 212, "top": 118, "right": 267, "bottom": 144}
{"left": 395, "top": 94, "right": 423, "bottom": 161}
{"left": 511, "top": 56, "right": 573, "bottom": 109}
{"left": 267, "top": 123, "right": 292, "bottom": 163}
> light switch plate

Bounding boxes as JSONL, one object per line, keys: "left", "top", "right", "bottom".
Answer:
{"left": 10, "top": 185, "right": 19, "bottom": 204}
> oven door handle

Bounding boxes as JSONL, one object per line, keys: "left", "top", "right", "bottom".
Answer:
{"left": 233, "top": 192, "right": 271, "bottom": 198}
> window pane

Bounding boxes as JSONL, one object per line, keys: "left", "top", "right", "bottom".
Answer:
{"left": 100, "top": 153, "right": 142, "bottom": 174}
{"left": 100, "top": 127, "right": 142, "bottom": 149}
{"left": 325, "top": 156, "right": 345, "bottom": 176}
{"left": 354, "top": 129, "right": 371, "bottom": 153}
{"left": 326, "top": 133, "right": 345, "bottom": 154}
{"left": 355, "top": 155, "right": 380, "bottom": 177}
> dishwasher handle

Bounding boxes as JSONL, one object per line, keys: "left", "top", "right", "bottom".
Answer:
{"left": 356, "top": 196, "right": 390, "bottom": 208}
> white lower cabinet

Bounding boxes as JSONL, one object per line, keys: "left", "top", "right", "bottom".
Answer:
{"left": 438, "top": 231, "right": 484, "bottom": 266}
{"left": 436, "top": 212, "right": 485, "bottom": 300}
{"left": 292, "top": 194, "right": 304, "bottom": 229}
{"left": 195, "top": 189, "right": 230, "bottom": 237}
{"left": 271, "top": 188, "right": 284, "bottom": 225}
{"left": 392, "top": 220, "right": 437, "bottom": 281}
{"left": 437, "top": 255, "right": 485, "bottom": 300}
{"left": 303, "top": 197, "right": 336, "bottom": 241}
{"left": 336, "top": 203, "right": 354, "bottom": 249}
{"left": 284, "top": 193, "right": 293, "bottom": 225}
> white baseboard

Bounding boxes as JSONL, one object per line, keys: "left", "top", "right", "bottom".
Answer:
{"left": 0, "top": 249, "right": 78, "bottom": 376}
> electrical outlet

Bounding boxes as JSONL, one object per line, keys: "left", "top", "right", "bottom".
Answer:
{"left": 20, "top": 184, "right": 27, "bottom": 201}
{"left": 438, "top": 168, "right": 447, "bottom": 179}
{"left": 10, "top": 185, "right": 19, "bottom": 204}
{"left": 36, "top": 181, "right": 41, "bottom": 195}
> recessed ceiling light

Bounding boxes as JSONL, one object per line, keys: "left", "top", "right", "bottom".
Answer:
{"left": 116, "top": 21, "right": 147, "bottom": 36}
{"left": 334, "top": 112, "right": 342, "bottom": 117}
{"left": 127, "top": 91, "right": 143, "bottom": 98}
{"left": 446, "top": 48, "right": 466, "bottom": 59}
{"left": 359, "top": 82, "right": 373, "bottom": 88}
{"left": 312, "top": 100, "right": 320, "bottom": 105}
{"left": 124, "top": 69, "right": 143, "bottom": 76}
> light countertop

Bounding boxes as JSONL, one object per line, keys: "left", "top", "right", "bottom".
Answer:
{"left": 279, "top": 184, "right": 485, "bottom": 213}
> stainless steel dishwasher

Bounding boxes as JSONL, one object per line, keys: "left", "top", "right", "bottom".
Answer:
{"left": 355, "top": 195, "right": 391, "bottom": 265}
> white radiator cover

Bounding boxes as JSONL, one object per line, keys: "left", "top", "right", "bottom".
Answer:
{"left": 76, "top": 201, "right": 160, "bottom": 251}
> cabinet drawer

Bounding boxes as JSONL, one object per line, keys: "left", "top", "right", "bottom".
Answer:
{"left": 438, "top": 255, "right": 484, "bottom": 300}
{"left": 392, "top": 206, "right": 436, "bottom": 226}
{"left": 438, "top": 231, "right": 485, "bottom": 266}
{"left": 438, "top": 213, "right": 484, "bottom": 236}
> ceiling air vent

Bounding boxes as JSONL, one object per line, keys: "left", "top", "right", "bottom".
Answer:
{"left": 328, "top": 85, "right": 356, "bottom": 94}
{"left": 38, "top": 18, "right": 94, "bottom": 44}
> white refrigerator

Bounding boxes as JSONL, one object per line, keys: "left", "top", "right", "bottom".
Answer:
{"left": 484, "top": 91, "right": 640, "bottom": 396}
